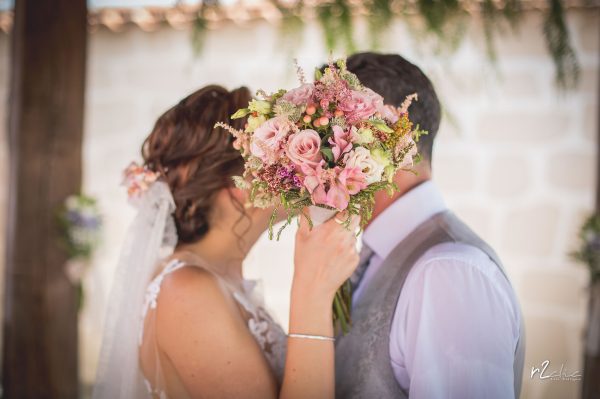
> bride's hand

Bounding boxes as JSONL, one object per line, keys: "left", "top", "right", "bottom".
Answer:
{"left": 293, "top": 211, "right": 360, "bottom": 302}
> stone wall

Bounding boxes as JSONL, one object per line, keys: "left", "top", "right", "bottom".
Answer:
{"left": 0, "top": 8, "right": 597, "bottom": 399}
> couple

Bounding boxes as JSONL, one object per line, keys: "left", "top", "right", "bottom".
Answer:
{"left": 93, "top": 52, "right": 525, "bottom": 399}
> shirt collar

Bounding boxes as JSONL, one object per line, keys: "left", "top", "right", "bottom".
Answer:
{"left": 362, "top": 181, "right": 447, "bottom": 260}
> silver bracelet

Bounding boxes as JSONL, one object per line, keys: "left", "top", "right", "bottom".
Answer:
{"left": 288, "top": 333, "right": 335, "bottom": 342}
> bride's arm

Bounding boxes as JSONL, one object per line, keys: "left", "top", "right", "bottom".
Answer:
{"left": 280, "top": 214, "right": 359, "bottom": 399}
{"left": 155, "top": 215, "right": 358, "bottom": 399}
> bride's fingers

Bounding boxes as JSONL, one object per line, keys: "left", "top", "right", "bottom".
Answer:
{"left": 334, "top": 211, "right": 349, "bottom": 224}
{"left": 297, "top": 209, "right": 311, "bottom": 235}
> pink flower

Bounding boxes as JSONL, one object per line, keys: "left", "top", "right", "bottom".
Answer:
{"left": 338, "top": 166, "right": 368, "bottom": 195}
{"left": 395, "top": 136, "right": 419, "bottom": 169}
{"left": 300, "top": 163, "right": 352, "bottom": 210}
{"left": 325, "top": 178, "right": 350, "bottom": 210}
{"left": 122, "top": 162, "right": 159, "bottom": 199}
{"left": 362, "top": 87, "right": 404, "bottom": 123}
{"left": 282, "top": 83, "right": 315, "bottom": 106}
{"left": 301, "top": 162, "right": 328, "bottom": 205}
{"left": 337, "top": 89, "right": 380, "bottom": 122}
{"left": 343, "top": 147, "right": 385, "bottom": 184}
{"left": 250, "top": 116, "right": 292, "bottom": 163}
{"left": 286, "top": 129, "right": 323, "bottom": 168}
{"left": 379, "top": 104, "right": 400, "bottom": 123}
{"left": 328, "top": 125, "right": 353, "bottom": 162}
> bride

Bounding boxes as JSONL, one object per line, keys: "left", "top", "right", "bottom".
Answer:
{"left": 93, "top": 85, "right": 359, "bottom": 399}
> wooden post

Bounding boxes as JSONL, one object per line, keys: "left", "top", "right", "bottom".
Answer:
{"left": 2, "top": 0, "right": 87, "bottom": 397}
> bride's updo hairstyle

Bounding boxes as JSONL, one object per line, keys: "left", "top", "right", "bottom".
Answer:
{"left": 142, "top": 85, "right": 252, "bottom": 243}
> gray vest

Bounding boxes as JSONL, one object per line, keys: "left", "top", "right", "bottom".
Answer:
{"left": 335, "top": 211, "right": 525, "bottom": 398}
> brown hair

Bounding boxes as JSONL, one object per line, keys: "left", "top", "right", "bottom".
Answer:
{"left": 142, "top": 85, "right": 252, "bottom": 243}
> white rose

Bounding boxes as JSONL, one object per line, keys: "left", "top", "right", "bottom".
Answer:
{"left": 343, "top": 147, "right": 385, "bottom": 185}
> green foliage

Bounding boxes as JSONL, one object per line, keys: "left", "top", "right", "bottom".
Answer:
{"left": 190, "top": 0, "right": 583, "bottom": 90}
{"left": 191, "top": 11, "right": 208, "bottom": 55}
{"left": 366, "top": 0, "right": 394, "bottom": 49}
{"left": 317, "top": 0, "right": 357, "bottom": 52}
{"left": 543, "top": 0, "right": 580, "bottom": 89}
{"left": 572, "top": 214, "right": 600, "bottom": 283}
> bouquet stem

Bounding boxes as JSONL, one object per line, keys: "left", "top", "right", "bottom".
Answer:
{"left": 333, "top": 279, "right": 353, "bottom": 335}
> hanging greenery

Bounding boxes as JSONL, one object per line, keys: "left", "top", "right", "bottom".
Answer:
{"left": 190, "top": 0, "right": 584, "bottom": 89}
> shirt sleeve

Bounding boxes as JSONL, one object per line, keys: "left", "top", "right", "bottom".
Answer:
{"left": 389, "top": 243, "right": 520, "bottom": 399}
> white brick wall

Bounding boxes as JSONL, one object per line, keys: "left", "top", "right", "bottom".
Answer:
{"left": 0, "top": 8, "right": 597, "bottom": 399}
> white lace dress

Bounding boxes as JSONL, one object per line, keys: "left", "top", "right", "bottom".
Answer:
{"left": 139, "top": 258, "right": 287, "bottom": 398}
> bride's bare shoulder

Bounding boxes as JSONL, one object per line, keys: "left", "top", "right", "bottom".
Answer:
{"left": 157, "top": 265, "right": 234, "bottom": 314}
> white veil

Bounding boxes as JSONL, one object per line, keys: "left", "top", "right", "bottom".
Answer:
{"left": 93, "top": 181, "right": 177, "bottom": 399}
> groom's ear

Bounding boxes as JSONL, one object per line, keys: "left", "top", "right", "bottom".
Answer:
{"left": 224, "top": 187, "right": 246, "bottom": 203}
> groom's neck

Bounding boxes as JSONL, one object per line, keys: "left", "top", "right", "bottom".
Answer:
{"left": 367, "top": 164, "right": 432, "bottom": 228}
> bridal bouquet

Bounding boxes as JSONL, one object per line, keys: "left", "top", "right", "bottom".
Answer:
{"left": 218, "top": 59, "right": 425, "bottom": 332}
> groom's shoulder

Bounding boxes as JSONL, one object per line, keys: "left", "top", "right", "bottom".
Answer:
{"left": 420, "top": 241, "right": 494, "bottom": 265}
{"left": 412, "top": 242, "right": 509, "bottom": 287}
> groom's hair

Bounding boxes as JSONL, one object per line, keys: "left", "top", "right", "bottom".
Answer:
{"left": 345, "top": 52, "right": 441, "bottom": 164}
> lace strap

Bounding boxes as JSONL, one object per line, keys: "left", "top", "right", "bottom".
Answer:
{"left": 139, "top": 259, "right": 187, "bottom": 345}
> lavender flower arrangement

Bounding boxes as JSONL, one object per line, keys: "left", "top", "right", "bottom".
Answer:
{"left": 58, "top": 195, "right": 102, "bottom": 291}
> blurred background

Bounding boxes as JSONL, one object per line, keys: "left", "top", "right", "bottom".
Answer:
{"left": 0, "top": 0, "right": 598, "bottom": 398}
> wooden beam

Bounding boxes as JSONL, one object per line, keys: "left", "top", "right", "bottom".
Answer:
{"left": 2, "top": 0, "right": 87, "bottom": 397}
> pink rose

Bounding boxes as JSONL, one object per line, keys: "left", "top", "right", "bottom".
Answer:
{"left": 328, "top": 125, "right": 353, "bottom": 162}
{"left": 286, "top": 129, "right": 323, "bottom": 168}
{"left": 250, "top": 116, "right": 292, "bottom": 163}
{"left": 361, "top": 88, "right": 401, "bottom": 123}
{"left": 338, "top": 166, "right": 367, "bottom": 195}
{"left": 337, "top": 89, "right": 380, "bottom": 122}
{"left": 282, "top": 83, "right": 315, "bottom": 106}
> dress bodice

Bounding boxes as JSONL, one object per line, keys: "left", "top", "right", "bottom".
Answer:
{"left": 139, "top": 258, "right": 287, "bottom": 398}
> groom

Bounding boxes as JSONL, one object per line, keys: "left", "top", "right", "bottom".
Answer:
{"left": 333, "top": 53, "right": 525, "bottom": 398}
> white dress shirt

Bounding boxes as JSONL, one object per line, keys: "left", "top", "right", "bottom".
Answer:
{"left": 354, "top": 181, "right": 521, "bottom": 399}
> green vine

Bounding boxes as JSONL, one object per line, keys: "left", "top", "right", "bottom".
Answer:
{"left": 543, "top": 0, "right": 580, "bottom": 89}
{"left": 190, "top": 0, "right": 585, "bottom": 89}
{"left": 366, "top": 0, "right": 394, "bottom": 49}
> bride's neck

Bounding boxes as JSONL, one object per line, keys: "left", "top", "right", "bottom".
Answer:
{"left": 176, "top": 224, "right": 259, "bottom": 282}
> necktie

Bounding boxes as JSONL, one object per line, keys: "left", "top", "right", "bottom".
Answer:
{"left": 350, "top": 244, "right": 374, "bottom": 292}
